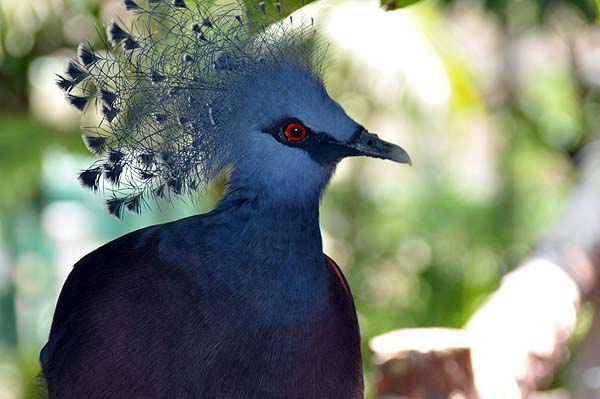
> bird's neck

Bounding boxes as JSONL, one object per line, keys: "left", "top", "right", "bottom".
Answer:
{"left": 212, "top": 185, "right": 328, "bottom": 298}
{"left": 216, "top": 186, "right": 323, "bottom": 253}
{"left": 157, "top": 185, "right": 333, "bottom": 321}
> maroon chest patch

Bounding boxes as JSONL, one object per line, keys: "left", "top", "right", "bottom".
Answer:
{"left": 324, "top": 254, "right": 351, "bottom": 298}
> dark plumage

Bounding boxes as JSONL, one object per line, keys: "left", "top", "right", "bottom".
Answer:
{"left": 104, "top": 163, "right": 123, "bottom": 185}
{"left": 108, "top": 21, "right": 129, "bottom": 45}
{"left": 100, "top": 89, "right": 117, "bottom": 106}
{"left": 102, "top": 105, "right": 118, "bottom": 123}
{"left": 123, "top": 36, "right": 140, "bottom": 50}
{"left": 55, "top": 75, "right": 75, "bottom": 92}
{"left": 82, "top": 136, "right": 107, "bottom": 155}
{"left": 150, "top": 69, "right": 165, "bottom": 83}
{"left": 78, "top": 167, "right": 102, "bottom": 191}
{"left": 66, "top": 94, "right": 90, "bottom": 111}
{"left": 78, "top": 45, "right": 98, "bottom": 67}
{"left": 105, "top": 197, "right": 126, "bottom": 219}
{"left": 41, "top": 197, "right": 363, "bottom": 398}
{"left": 65, "top": 61, "right": 89, "bottom": 83}
{"left": 124, "top": 194, "right": 142, "bottom": 214}
{"left": 124, "top": 0, "right": 140, "bottom": 11}
{"left": 108, "top": 149, "right": 125, "bottom": 164}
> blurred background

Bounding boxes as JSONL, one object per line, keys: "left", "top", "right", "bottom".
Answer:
{"left": 1, "top": 0, "right": 600, "bottom": 397}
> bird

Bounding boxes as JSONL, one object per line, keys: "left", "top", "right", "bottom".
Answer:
{"left": 41, "top": 1, "right": 411, "bottom": 398}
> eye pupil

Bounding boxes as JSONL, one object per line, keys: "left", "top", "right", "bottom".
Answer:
{"left": 284, "top": 122, "right": 307, "bottom": 142}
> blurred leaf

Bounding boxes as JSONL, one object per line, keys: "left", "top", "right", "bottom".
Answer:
{"left": 241, "top": 0, "right": 318, "bottom": 25}
{"left": 436, "top": 0, "right": 596, "bottom": 23}
{"left": 382, "top": 0, "right": 425, "bottom": 10}
{"left": 538, "top": 0, "right": 596, "bottom": 21}
{"left": 0, "top": 114, "right": 82, "bottom": 212}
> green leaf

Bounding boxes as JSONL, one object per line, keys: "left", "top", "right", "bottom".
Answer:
{"left": 381, "top": 0, "right": 424, "bottom": 10}
{"left": 241, "top": 0, "right": 318, "bottom": 26}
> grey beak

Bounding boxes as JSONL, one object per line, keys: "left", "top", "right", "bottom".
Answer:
{"left": 347, "top": 129, "right": 412, "bottom": 165}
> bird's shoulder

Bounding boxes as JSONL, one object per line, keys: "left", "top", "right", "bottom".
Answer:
{"left": 48, "top": 214, "right": 214, "bottom": 327}
{"left": 42, "top": 215, "right": 213, "bottom": 375}
{"left": 71, "top": 212, "right": 212, "bottom": 274}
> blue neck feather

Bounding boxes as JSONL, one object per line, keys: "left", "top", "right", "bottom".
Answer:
{"left": 161, "top": 175, "right": 333, "bottom": 320}
{"left": 215, "top": 182, "right": 327, "bottom": 286}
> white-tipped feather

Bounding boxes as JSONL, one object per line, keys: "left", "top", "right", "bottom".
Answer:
{"left": 58, "top": 0, "right": 322, "bottom": 219}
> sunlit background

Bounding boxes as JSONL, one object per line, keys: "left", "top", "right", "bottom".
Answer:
{"left": 1, "top": 0, "right": 599, "bottom": 397}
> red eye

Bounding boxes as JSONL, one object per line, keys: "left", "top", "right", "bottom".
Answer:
{"left": 284, "top": 122, "right": 307, "bottom": 142}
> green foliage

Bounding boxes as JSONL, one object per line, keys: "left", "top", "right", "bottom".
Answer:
{"left": 0, "top": 115, "right": 83, "bottom": 213}
{"left": 241, "top": 0, "right": 318, "bottom": 24}
{"left": 437, "top": 0, "right": 597, "bottom": 22}
{"left": 381, "top": 0, "right": 425, "bottom": 10}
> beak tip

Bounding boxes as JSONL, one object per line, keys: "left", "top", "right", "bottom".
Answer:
{"left": 392, "top": 148, "right": 412, "bottom": 166}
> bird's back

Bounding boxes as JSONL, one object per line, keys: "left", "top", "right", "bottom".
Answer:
{"left": 41, "top": 211, "right": 363, "bottom": 399}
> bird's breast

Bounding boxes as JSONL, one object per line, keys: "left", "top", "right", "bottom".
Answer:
{"left": 182, "top": 254, "right": 362, "bottom": 399}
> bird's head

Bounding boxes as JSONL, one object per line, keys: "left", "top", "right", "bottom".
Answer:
{"left": 224, "top": 61, "right": 410, "bottom": 204}
{"left": 58, "top": 0, "right": 409, "bottom": 217}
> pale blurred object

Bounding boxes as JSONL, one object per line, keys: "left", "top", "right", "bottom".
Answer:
{"left": 0, "top": 361, "right": 22, "bottom": 399}
{"left": 527, "top": 389, "right": 572, "bottom": 399}
{"left": 28, "top": 55, "right": 79, "bottom": 130}
{"left": 569, "top": 144, "right": 600, "bottom": 399}
{"left": 467, "top": 259, "right": 585, "bottom": 399}
{"left": 325, "top": 0, "right": 451, "bottom": 111}
{"left": 370, "top": 328, "right": 477, "bottom": 398}
{"left": 369, "top": 259, "right": 590, "bottom": 399}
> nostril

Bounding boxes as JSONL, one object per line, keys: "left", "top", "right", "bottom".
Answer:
{"left": 367, "top": 139, "right": 373, "bottom": 146}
